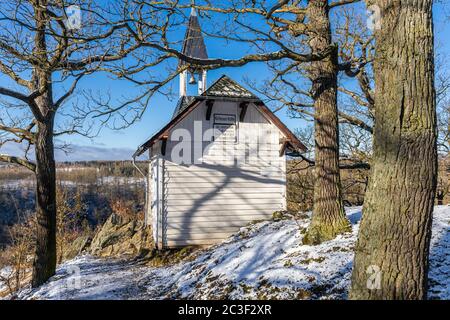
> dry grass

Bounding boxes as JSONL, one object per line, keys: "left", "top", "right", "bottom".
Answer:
{"left": 111, "top": 199, "right": 144, "bottom": 221}
{"left": 0, "top": 166, "right": 34, "bottom": 181}
{"left": 286, "top": 160, "right": 369, "bottom": 212}
{"left": 0, "top": 215, "right": 35, "bottom": 297}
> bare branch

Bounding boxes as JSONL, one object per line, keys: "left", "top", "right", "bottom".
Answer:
{"left": 329, "top": 0, "right": 363, "bottom": 9}
{"left": 0, "top": 123, "right": 35, "bottom": 143}
{"left": 0, "top": 154, "right": 36, "bottom": 171}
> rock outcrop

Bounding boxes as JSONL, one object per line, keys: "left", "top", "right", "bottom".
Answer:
{"left": 64, "top": 235, "right": 92, "bottom": 261}
{"left": 89, "top": 214, "right": 153, "bottom": 257}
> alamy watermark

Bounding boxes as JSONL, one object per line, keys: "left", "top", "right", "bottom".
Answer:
{"left": 65, "top": 5, "right": 82, "bottom": 31}
{"left": 53, "top": 265, "right": 82, "bottom": 299}
{"left": 367, "top": 5, "right": 382, "bottom": 31}
{"left": 168, "top": 120, "right": 278, "bottom": 166}
{"left": 366, "top": 265, "right": 382, "bottom": 290}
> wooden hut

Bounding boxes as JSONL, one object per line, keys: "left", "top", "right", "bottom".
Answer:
{"left": 133, "top": 9, "right": 306, "bottom": 248}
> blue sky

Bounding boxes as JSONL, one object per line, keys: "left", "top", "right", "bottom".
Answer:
{"left": 1, "top": 1, "right": 449, "bottom": 161}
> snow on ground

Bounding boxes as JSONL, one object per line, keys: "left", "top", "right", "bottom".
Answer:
{"left": 96, "top": 176, "right": 143, "bottom": 185}
{"left": 0, "top": 179, "right": 36, "bottom": 189}
{"left": 428, "top": 206, "right": 450, "bottom": 299}
{"left": 16, "top": 206, "right": 449, "bottom": 300}
{"left": 1, "top": 176, "right": 143, "bottom": 190}
{"left": 0, "top": 266, "right": 13, "bottom": 293}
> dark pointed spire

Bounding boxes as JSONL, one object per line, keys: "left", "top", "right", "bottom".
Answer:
{"left": 179, "top": 5, "right": 208, "bottom": 67}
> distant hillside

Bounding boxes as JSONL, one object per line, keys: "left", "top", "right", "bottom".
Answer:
{"left": 0, "top": 161, "right": 146, "bottom": 248}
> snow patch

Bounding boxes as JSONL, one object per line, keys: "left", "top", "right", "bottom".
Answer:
{"left": 16, "top": 206, "right": 449, "bottom": 300}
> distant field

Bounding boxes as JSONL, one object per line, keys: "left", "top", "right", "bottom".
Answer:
{"left": 0, "top": 161, "right": 147, "bottom": 247}
{"left": 0, "top": 166, "right": 34, "bottom": 182}
{"left": 0, "top": 160, "right": 147, "bottom": 184}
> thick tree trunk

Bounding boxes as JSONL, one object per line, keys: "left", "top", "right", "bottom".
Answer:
{"left": 303, "top": 0, "right": 350, "bottom": 245}
{"left": 31, "top": 116, "right": 57, "bottom": 288}
{"left": 350, "top": 0, "right": 437, "bottom": 299}
{"left": 30, "top": 1, "right": 58, "bottom": 288}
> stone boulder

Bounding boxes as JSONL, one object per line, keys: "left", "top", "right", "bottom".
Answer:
{"left": 64, "top": 235, "right": 92, "bottom": 261}
{"left": 89, "top": 213, "right": 153, "bottom": 257}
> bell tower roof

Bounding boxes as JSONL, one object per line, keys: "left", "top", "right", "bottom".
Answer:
{"left": 179, "top": 8, "right": 208, "bottom": 67}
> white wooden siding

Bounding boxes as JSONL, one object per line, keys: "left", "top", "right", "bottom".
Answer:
{"left": 151, "top": 101, "right": 287, "bottom": 247}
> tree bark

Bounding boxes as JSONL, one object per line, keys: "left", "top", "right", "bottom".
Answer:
{"left": 303, "top": 0, "right": 351, "bottom": 245}
{"left": 31, "top": 115, "right": 57, "bottom": 288}
{"left": 350, "top": 0, "right": 437, "bottom": 299}
{"left": 29, "top": 0, "right": 58, "bottom": 288}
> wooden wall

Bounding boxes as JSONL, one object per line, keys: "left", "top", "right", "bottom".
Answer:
{"left": 150, "top": 101, "right": 287, "bottom": 247}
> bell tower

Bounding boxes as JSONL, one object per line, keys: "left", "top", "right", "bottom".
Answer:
{"left": 179, "top": 6, "right": 208, "bottom": 97}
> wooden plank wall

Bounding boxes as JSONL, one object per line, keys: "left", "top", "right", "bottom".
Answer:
{"left": 152, "top": 101, "right": 287, "bottom": 247}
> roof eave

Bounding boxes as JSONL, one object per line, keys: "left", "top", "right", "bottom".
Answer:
{"left": 133, "top": 77, "right": 307, "bottom": 157}
{"left": 133, "top": 96, "right": 265, "bottom": 157}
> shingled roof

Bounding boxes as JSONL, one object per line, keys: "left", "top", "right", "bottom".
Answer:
{"left": 202, "top": 75, "right": 259, "bottom": 99}
{"left": 171, "top": 76, "right": 260, "bottom": 119}
{"left": 179, "top": 9, "right": 208, "bottom": 67}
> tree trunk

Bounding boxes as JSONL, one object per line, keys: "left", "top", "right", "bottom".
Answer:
{"left": 303, "top": 0, "right": 350, "bottom": 245}
{"left": 31, "top": 116, "right": 57, "bottom": 288}
{"left": 30, "top": 1, "right": 58, "bottom": 288}
{"left": 350, "top": 0, "right": 437, "bottom": 299}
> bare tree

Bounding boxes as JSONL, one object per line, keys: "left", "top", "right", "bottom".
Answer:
{"left": 299, "top": 0, "right": 351, "bottom": 244}
{"left": 436, "top": 61, "right": 450, "bottom": 155}
{"left": 113, "top": 0, "right": 371, "bottom": 244}
{"left": 233, "top": 1, "right": 373, "bottom": 243}
{"left": 0, "top": 0, "right": 152, "bottom": 287}
{"left": 0, "top": 0, "right": 343, "bottom": 287}
{"left": 350, "top": 0, "right": 437, "bottom": 299}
